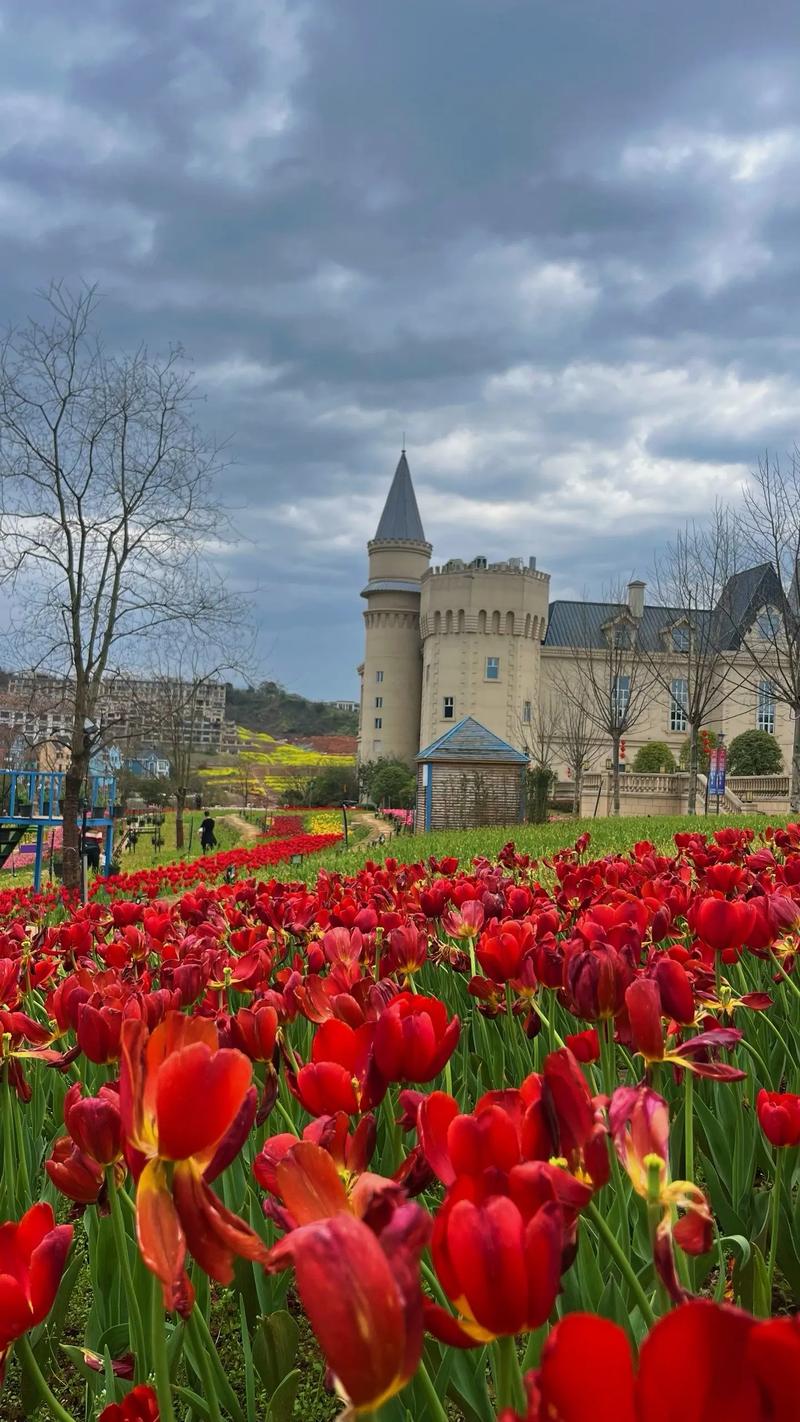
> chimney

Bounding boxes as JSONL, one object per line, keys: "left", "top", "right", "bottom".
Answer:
{"left": 628, "top": 579, "right": 645, "bottom": 619}
{"left": 528, "top": 556, "right": 537, "bottom": 571}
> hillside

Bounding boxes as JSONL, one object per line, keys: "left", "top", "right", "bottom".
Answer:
{"left": 225, "top": 680, "right": 358, "bottom": 738}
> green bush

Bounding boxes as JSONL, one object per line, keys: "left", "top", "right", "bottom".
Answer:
{"left": 727, "top": 729, "right": 783, "bottom": 776}
{"left": 632, "top": 742, "right": 677, "bottom": 773}
{"left": 361, "top": 758, "right": 416, "bottom": 808}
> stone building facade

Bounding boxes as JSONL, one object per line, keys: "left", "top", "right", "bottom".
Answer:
{"left": 357, "top": 453, "right": 795, "bottom": 778}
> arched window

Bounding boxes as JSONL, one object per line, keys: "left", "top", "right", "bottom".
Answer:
{"left": 445, "top": 610, "right": 453, "bottom": 634}
{"left": 524, "top": 614, "right": 532, "bottom": 638}
{"left": 457, "top": 609, "right": 466, "bottom": 632}
{"left": 506, "top": 611, "right": 515, "bottom": 635}
{"left": 478, "top": 610, "right": 487, "bottom": 633}
{"left": 434, "top": 610, "right": 442, "bottom": 633}
{"left": 491, "top": 610, "right": 501, "bottom": 634}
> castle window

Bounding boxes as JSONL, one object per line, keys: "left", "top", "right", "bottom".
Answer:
{"left": 757, "top": 680, "right": 776, "bottom": 734}
{"left": 443, "top": 696, "right": 455, "bottom": 720}
{"left": 376, "top": 670, "right": 384, "bottom": 683}
{"left": 671, "top": 625, "right": 690, "bottom": 653}
{"left": 425, "top": 663, "right": 430, "bottom": 683}
{"left": 374, "top": 717, "right": 382, "bottom": 729}
{"left": 375, "top": 696, "right": 383, "bottom": 708}
{"left": 522, "top": 700, "right": 531, "bottom": 724}
{"left": 670, "top": 678, "right": 688, "bottom": 732}
{"left": 486, "top": 656, "right": 500, "bottom": 680}
{"left": 612, "top": 674, "right": 630, "bottom": 724}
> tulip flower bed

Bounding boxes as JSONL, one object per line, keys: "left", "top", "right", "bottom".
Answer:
{"left": 2, "top": 823, "right": 800, "bottom": 1422}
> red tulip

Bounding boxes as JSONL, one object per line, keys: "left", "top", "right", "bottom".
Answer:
{"left": 564, "top": 942, "right": 633, "bottom": 1020}
{"left": 227, "top": 1004, "right": 278, "bottom": 1061}
{"left": 267, "top": 1201, "right": 429, "bottom": 1414}
{"left": 99, "top": 1383, "right": 160, "bottom": 1421}
{"left": 291, "top": 1018, "right": 385, "bottom": 1116}
{"left": 756, "top": 1089, "right": 800, "bottom": 1148}
{"left": 425, "top": 1180, "right": 564, "bottom": 1345}
{"left": 45, "top": 1137, "right": 107, "bottom": 1204}
{"left": 120, "top": 1012, "right": 265, "bottom": 1310}
{"left": 692, "top": 897, "right": 756, "bottom": 953}
{"left": 0, "top": 1202, "right": 73, "bottom": 1383}
{"left": 476, "top": 919, "right": 534, "bottom": 982}
{"left": 564, "top": 1028, "right": 600, "bottom": 1062}
{"left": 373, "top": 992, "right": 460, "bottom": 1084}
{"left": 654, "top": 957, "right": 696, "bottom": 1025}
{"left": 63, "top": 1081, "right": 123, "bottom": 1165}
{"left": 511, "top": 1301, "right": 800, "bottom": 1422}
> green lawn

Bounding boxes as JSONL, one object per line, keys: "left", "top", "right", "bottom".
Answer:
{"left": 295, "top": 811, "right": 788, "bottom": 883}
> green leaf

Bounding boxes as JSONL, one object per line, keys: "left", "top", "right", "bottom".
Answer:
{"left": 266, "top": 1367, "right": 301, "bottom": 1422}
{"left": 252, "top": 1309, "right": 299, "bottom": 1397}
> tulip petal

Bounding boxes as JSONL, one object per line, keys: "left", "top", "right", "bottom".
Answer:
{"left": 532, "top": 1312, "right": 637, "bottom": 1422}
{"left": 135, "top": 1157, "right": 187, "bottom": 1306}
{"left": 274, "top": 1141, "right": 349, "bottom": 1223}
{"left": 636, "top": 1299, "right": 762, "bottom": 1421}
{"left": 155, "top": 1042, "right": 252, "bottom": 1161}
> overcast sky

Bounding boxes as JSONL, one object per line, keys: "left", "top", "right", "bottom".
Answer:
{"left": 1, "top": 1, "right": 799, "bottom": 698}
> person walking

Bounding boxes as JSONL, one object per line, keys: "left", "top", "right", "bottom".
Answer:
{"left": 199, "top": 810, "right": 217, "bottom": 854}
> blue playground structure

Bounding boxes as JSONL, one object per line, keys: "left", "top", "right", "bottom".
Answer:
{"left": 0, "top": 769, "right": 116, "bottom": 890}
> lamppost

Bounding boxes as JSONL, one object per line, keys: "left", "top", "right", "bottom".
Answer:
{"left": 341, "top": 800, "right": 349, "bottom": 851}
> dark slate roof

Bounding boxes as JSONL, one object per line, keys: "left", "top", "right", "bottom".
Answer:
{"left": 544, "top": 563, "right": 786, "bottom": 652}
{"left": 543, "top": 601, "right": 710, "bottom": 651}
{"left": 416, "top": 716, "right": 529, "bottom": 764}
{"left": 712, "top": 564, "right": 784, "bottom": 650}
{"left": 374, "top": 452, "right": 428, "bottom": 543}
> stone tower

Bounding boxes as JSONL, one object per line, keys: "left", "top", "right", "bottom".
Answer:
{"left": 358, "top": 452, "right": 431, "bottom": 765}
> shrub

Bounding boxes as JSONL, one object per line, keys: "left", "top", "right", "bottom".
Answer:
{"left": 632, "top": 742, "right": 677, "bottom": 773}
{"left": 727, "top": 729, "right": 783, "bottom": 776}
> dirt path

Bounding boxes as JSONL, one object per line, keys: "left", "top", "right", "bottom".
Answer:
{"left": 219, "top": 813, "right": 261, "bottom": 842}
{"left": 353, "top": 811, "right": 395, "bottom": 847}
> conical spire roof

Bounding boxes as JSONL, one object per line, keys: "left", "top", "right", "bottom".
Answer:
{"left": 374, "top": 451, "right": 427, "bottom": 543}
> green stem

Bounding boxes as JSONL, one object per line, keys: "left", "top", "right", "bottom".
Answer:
{"left": 15, "top": 1333, "right": 78, "bottom": 1422}
{"left": 151, "top": 1275, "right": 176, "bottom": 1422}
{"left": 766, "top": 1148, "right": 785, "bottom": 1309}
{"left": 769, "top": 948, "right": 800, "bottom": 1003}
{"left": 492, "top": 1334, "right": 526, "bottom": 1412}
{"left": 587, "top": 1200, "right": 656, "bottom": 1328}
{"left": 684, "top": 1070, "right": 694, "bottom": 1184}
{"left": 413, "top": 1358, "right": 450, "bottom": 1422}
{"left": 186, "top": 1308, "right": 224, "bottom": 1422}
{"left": 108, "top": 1172, "right": 148, "bottom": 1384}
{"left": 189, "top": 1299, "right": 246, "bottom": 1422}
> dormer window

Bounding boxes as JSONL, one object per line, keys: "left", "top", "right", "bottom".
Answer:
{"left": 671, "top": 625, "right": 690, "bottom": 653}
{"left": 605, "top": 617, "right": 634, "bottom": 649}
{"left": 756, "top": 606, "right": 781, "bottom": 640}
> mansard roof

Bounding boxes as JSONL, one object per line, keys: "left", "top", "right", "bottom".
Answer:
{"left": 416, "top": 716, "right": 529, "bottom": 764}
{"left": 543, "top": 562, "right": 786, "bottom": 652}
{"left": 373, "top": 452, "right": 428, "bottom": 543}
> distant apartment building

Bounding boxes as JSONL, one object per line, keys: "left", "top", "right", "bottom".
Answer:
{"left": 7, "top": 673, "right": 229, "bottom": 755}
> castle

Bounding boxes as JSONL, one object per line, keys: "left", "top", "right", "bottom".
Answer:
{"left": 357, "top": 452, "right": 794, "bottom": 790}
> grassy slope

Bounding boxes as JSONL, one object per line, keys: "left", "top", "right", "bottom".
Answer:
{"left": 295, "top": 812, "right": 787, "bottom": 883}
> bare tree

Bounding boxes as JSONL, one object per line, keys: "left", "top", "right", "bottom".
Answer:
{"left": 0, "top": 285, "right": 234, "bottom": 886}
{"left": 645, "top": 508, "right": 743, "bottom": 814}
{"left": 515, "top": 697, "right": 558, "bottom": 770}
{"left": 733, "top": 449, "right": 800, "bottom": 809}
{"left": 553, "top": 682, "right": 604, "bottom": 814}
{"left": 562, "top": 583, "right": 655, "bottom": 816}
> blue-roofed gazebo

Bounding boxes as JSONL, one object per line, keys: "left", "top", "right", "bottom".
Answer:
{"left": 415, "top": 716, "right": 529, "bottom": 832}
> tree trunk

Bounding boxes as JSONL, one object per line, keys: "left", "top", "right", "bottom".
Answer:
{"left": 175, "top": 786, "right": 186, "bottom": 849}
{"left": 611, "top": 737, "right": 621, "bottom": 816}
{"left": 687, "top": 724, "right": 699, "bottom": 816}
{"left": 573, "top": 769, "right": 582, "bottom": 817}
{"left": 61, "top": 758, "right": 86, "bottom": 891}
{"left": 791, "top": 712, "right": 800, "bottom": 813}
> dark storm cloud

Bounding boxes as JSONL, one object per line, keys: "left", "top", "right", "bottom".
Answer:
{"left": 0, "top": 0, "right": 798, "bottom": 693}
